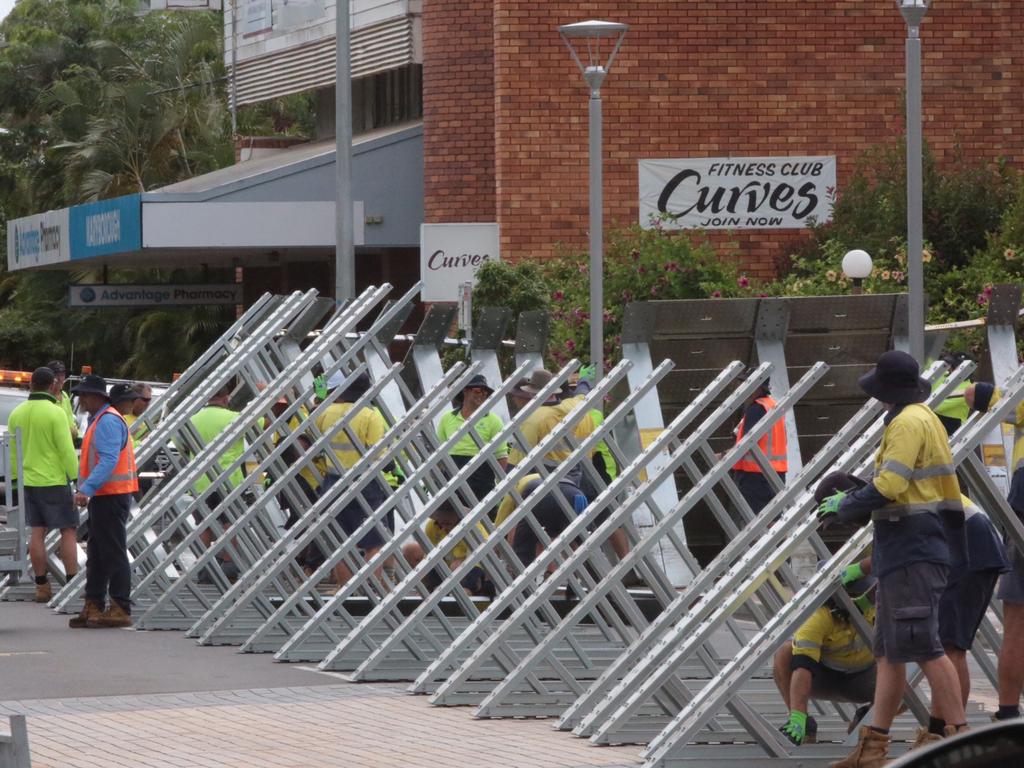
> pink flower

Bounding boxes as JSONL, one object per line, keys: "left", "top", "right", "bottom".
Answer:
{"left": 630, "top": 249, "right": 641, "bottom": 262}
{"left": 977, "top": 293, "right": 989, "bottom": 305}
{"left": 738, "top": 276, "right": 750, "bottom": 288}
{"left": 650, "top": 285, "right": 659, "bottom": 295}
{"left": 578, "top": 264, "right": 588, "bottom": 274}
{"left": 984, "top": 284, "right": 994, "bottom": 295}
{"left": 711, "top": 290, "right": 722, "bottom": 298}
{"left": 603, "top": 310, "right": 613, "bottom": 322}
{"left": 758, "top": 292, "right": 768, "bottom": 298}
{"left": 565, "top": 339, "right": 576, "bottom": 351}
{"left": 621, "top": 290, "right": 633, "bottom": 302}
{"left": 552, "top": 290, "right": 564, "bottom": 301}
{"left": 664, "top": 261, "right": 679, "bottom": 272}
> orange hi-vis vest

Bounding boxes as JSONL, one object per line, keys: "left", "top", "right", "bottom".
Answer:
{"left": 80, "top": 406, "right": 139, "bottom": 496}
{"left": 732, "top": 395, "right": 788, "bottom": 474}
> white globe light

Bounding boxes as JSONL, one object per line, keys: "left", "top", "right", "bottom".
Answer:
{"left": 842, "top": 249, "right": 873, "bottom": 280}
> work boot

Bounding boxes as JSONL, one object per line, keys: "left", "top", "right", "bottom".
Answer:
{"left": 68, "top": 599, "right": 103, "bottom": 628}
{"left": 944, "top": 724, "right": 970, "bottom": 737}
{"left": 829, "top": 726, "right": 891, "bottom": 768}
{"left": 87, "top": 600, "right": 133, "bottom": 629}
{"left": 909, "top": 728, "right": 943, "bottom": 750}
{"left": 34, "top": 581, "right": 52, "bottom": 603}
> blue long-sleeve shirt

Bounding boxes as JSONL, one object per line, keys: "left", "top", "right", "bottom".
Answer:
{"left": 79, "top": 408, "right": 129, "bottom": 497}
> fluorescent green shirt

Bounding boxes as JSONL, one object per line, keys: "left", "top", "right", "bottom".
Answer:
{"left": 7, "top": 392, "right": 79, "bottom": 486}
{"left": 57, "top": 391, "right": 78, "bottom": 438}
{"left": 188, "top": 405, "right": 244, "bottom": 493}
{"left": 437, "top": 409, "right": 508, "bottom": 459}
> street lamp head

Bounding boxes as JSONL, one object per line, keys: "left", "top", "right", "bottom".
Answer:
{"left": 842, "top": 249, "right": 873, "bottom": 280}
{"left": 897, "top": 0, "right": 931, "bottom": 28}
{"left": 559, "top": 19, "right": 628, "bottom": 94}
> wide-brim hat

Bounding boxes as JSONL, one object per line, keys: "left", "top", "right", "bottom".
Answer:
{"left": 339, "top": 373, "right": 372, "bottom": 401}
{"left": 108, "top": 383, "right": 143, "bottom": 404}
{"left": 461, "top": 374, "right": 493, "bottom": 394}
{"left": 858, "top": 350, "right": 930, "bottom": 405}
{"left": 813, "top": 472, "right": 867, "bottom": 504}
{"left": 518, "top": 369, "right": 563, "bottom": 397}
{"left": 71, "top": 373, "right": 109, "bottom": 399}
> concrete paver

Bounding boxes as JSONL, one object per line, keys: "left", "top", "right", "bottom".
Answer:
{"left": 2, "top": 603, "right": 639, "bottom": 768}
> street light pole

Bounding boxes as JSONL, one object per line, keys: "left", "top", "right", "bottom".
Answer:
{"left": 898, "top": 0, "right": 930, "bottom": 363}
{"left": 559, "top": 20, "right": 627, "bottom": 385}
{"left": 335, "top": 0, "right": 355, "bottom": 302}
{"left": 587, "top": 72, "right": 605, "bottom": 386}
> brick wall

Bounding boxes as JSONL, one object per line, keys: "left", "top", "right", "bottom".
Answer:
{"left": 421, "top": 0, "right": 497, "bottom": 222}
{"left": 424, "top": 1, "right": 1024, "bottom": 278}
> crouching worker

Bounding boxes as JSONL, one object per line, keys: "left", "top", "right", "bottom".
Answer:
{"left": 775, "top": 559, "right": 877, "bottom": 746}
{"left": 402, "top": 501, "right": 491, "bottom": 596}
{"left": 496, "top": 474, "right": 588, "bottom": 568}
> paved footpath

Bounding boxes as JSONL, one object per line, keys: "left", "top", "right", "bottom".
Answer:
{"left": 1, "top": 603, "right": 640, "bottom": 768}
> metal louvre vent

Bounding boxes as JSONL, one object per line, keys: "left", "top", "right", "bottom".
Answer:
{"left": 233, "top": 16, "right": 415, "bottom": 106}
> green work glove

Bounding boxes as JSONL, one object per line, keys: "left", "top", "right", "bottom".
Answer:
{"left": 313, "top": 374, "right": 327, "bottom": 401}
{"left": 578, "top": 363, "right": 597, "bottom": 384}
{"left": 817, "top": 490, "right": 847, "bottom": 522}
{"left": 841, "top": 562, "right": 865, "bottom": 586}
{"left": 779, "top": 710, "right": 808, "bottom": 746}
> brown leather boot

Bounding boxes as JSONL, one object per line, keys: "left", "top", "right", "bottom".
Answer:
{"left": 829, "top": 726, "right": 891, "bottom": 768}
{"left": 944, "top": 724, "right": 970, "bottom": 737}
{"left": 34, "top": 581, "right": 52, "bottom": 603}
{"left": 87, "top": 600, "right": 133, "bottom": 629}
{"left": 68, "top": 599, "right": 104, "bottom": 628}
{"left": 909, "top": 727, "right": 943, "bottom": 750}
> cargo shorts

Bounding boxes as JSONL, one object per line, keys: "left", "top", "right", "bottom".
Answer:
{"left": 873, "top": 562, "right": 947, "bottom": 664}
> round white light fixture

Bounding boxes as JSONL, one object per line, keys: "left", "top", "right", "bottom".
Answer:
{"left": 842, "top": 249, "right": 873, "bottom": 280}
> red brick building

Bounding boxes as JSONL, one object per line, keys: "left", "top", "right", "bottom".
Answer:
{"left": 423, "top": 1, "right": 1024, "bottom": 278}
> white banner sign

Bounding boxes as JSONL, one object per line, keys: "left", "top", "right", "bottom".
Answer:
{"left": 639, "top": 156, "right": 836, "bottom": 230}
{"left": 69, "top": 284, "right": 242, "bottom": 308}
{"left": 420, "top": 224, "right": 500, "bottom": 303}
{"left": 6, "top": 207, "right": 70, "bottom": 271}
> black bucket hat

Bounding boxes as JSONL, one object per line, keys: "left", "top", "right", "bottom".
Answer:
{"left": 339, "top": 373, "right": 372, "bottom": 402}
{"left": 461, "top": 374, "right": 494, "bottom": 394}
{"left": 858, "top": 350, "right": 930, "bottom": 405}
{"left": 71, "top": 373, "right": 110, "bottom": 399}
{"left": 109, "top": 383, "right": 144, "bottom": 404}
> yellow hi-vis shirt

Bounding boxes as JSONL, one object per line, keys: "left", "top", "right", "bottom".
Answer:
{"left": 424, "top": 518, "right": 489, "bottom": 565}
{"left": 507, "top": 395, "right": 595, "bottom": 467}
{"left": 985, "top": 387, "right": 1024, "bottom": 475}
{"left": 275, "top": 408, "right": 325, "bottom": 490}
{"left": 871, "top": 403, "right": 963, "bottom": 522}
{"left": 792, "top": 605, "right": 876, "bottom": 673}
{"left": 314, "top": 402, "right": 386, "bottom": 470}
{"left": 494, "top": 474, "right": 542, "bottom": 525}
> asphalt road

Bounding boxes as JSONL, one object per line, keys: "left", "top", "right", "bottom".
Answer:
{"left": 0, "top": 601, "right": 339, "bottom": 700}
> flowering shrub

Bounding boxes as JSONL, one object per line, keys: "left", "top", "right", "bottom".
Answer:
{"left": 541, "top": 223, "right": 760, "bottom": 369}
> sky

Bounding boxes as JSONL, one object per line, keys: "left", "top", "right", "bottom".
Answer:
{"left": 0, "top": 0, "right": 14, "bottom": 24}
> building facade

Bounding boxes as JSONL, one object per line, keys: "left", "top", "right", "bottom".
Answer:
{"left": 423, "top": 1, "right": 1024, "bottom": 278}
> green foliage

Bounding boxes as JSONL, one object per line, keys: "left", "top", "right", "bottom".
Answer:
{"left": 776, "top": 148, "right": 1021, "bottom": 332}
{"left": 543, "top": 223, "right": 757, "bottom": 370}
{"left": 0, "top": 3, "right": 247, "bottom": 378}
